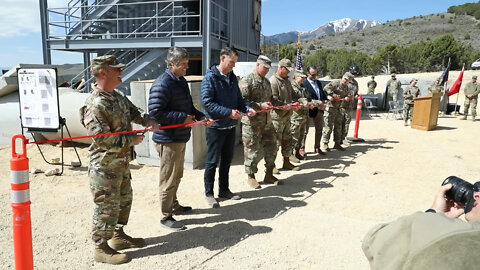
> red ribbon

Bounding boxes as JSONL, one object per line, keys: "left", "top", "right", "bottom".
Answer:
{"left": 28, "top": 102, "right": 306, "bottom": 145}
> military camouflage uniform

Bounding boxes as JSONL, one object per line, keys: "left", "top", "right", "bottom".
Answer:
{"left": 403, "top": 84, "right": 420, "bottom": 122}
{"left": 428, "top": 83, "right": 443, "bottom": 94}
{"left": 239, "top": 72, "right": 278, "bottom": 174}
{"left": 387, "top": 78, "right": 402, "bottom": 103}
{"left": 81, "top": 84, "right": 150, "bottom": 245}
{"left": 322, "top": 80, "right": 348, "bottom": 144}
{"left": 463, "top": 81, "right": 479, "bottom": 118}
{"left": 341, "top": 78, "right": 358, "bottom": 141}
{"left": 367, "top": 79, "right": 377, "bottom": 94}
{"left": 269, "top": 73, "right": 294, "bottom": 157}
{"left": 290, "top": 79, "right": 311, "bottom": 151}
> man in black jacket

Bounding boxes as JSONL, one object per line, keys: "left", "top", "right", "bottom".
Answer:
{"left": 148, "top": 47, "right": 211, "bottom": 230}
{"left": 303, "top": 66, "right": 327, "bottom": 155}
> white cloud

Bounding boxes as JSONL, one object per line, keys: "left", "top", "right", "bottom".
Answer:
{"left": 0, "top": 0, "right": 68, "bottom": 37}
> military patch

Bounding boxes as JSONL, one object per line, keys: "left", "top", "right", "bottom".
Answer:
{"left": 83, "top": 116, "right": 93, "bottom": 126}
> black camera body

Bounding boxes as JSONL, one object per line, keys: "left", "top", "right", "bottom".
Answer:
{"left": 442, "top": 176, "right": 480, "bottom": 213}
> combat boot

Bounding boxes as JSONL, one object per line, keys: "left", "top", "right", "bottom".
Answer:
{"left": 320, "top": 143, "right": 330, "bottom": 152}
{"left": 333, "top": 143, "right": 345, "bottom": 151}
{"left": 109, "top": 227, "right": 146, "bottom": 250}
{"left": 404, "top": 121, "right": 408, "bottom": 126}
{"left": 282, "top": 157, "right": 300, "bottom": 171}
{"left": 264, "top": 168, "right": 283, "bottom": 185}
{"left": 472, "top": 116, "right": 476, "bottom": 122}
{"left": 289, "top": 153, "right": 300, "bottom": 163}
{"left": 460, "top": 115, "right": 467, "bottom": 120}
{"left": 94, "top": 242, "right": 130, "bottom": 265}
{"left": 247, "top": 173, "right": 261, "bottom": 189}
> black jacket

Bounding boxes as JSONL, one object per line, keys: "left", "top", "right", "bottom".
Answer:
{"left": 303, "top": 79, "right": 327, "bottom": 117}
{"left": 148, "top": 69, "right": 204, "bottom": 143}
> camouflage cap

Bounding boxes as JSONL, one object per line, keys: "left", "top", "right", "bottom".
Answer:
{"left": 473, "top": 75, "right": 478, "bottom": 80}
{"left": 294, "top": 69, "right": 307, "bottom": 78}
{"left": 278, "top": 58, "right": 294, "bottom": 72}
{"left": 436, "top": 77, "right": 441, "bottom": 81}
{"left": 391, "top": 73, "right": 396, "bottom": 77}
{"left": 91, "top": 55, "right": 125, "bottom": 73}
{"left": 257, "top": 55, "right": 272, "bottom": 69}
{"left": 342, "top": 72, "right": 354, "bottom": 81}
{"left": 411, "top": 78, "right": 418, "bottom": 83}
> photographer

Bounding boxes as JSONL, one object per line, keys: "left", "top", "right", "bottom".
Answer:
{"left": 362, "top": 179, "right": 480, "bottom": 269}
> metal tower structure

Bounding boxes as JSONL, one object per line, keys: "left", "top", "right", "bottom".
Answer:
{"left": 39, "top": 0, "right": 262, "bottom": 93}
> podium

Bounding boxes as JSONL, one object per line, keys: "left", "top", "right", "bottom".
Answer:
{"left": 411, "top": 92, "right": 442, "bottom": 131}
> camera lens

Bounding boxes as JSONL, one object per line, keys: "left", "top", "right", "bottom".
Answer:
{"left": 442, "top": 176, "right": 475, "bottom": 213}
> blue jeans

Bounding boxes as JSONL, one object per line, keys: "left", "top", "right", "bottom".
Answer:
{"left": 204, "top": 127, "right": 236, "bottom": 196}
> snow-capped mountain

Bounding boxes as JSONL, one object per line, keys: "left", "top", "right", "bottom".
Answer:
{"left": 263, "top": 18, "right": 380, "bottom": 44}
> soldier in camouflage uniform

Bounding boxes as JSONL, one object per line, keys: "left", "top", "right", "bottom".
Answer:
{"left": 403, "top": 79, "right": 420, "bottom": 126}
{"left": 367, "top": 76, "right": 377, "bottom": 94}
{"left": 321, "top": 72, "right": 351, "bottom": 152}
{"left": 341, "top": 66, "right": 360, "bottom": 146}
{"left": 460, "top": 75, "right": 480, "bottom": 121}
{"left": 290, "top": 70, "right": 312, "bottom": 161}
{"left": 386, "top": 73, "right": 402, "bottom": 103}
{"left": 428, "top": 77, "right": 443, "bottom": 94}
{"left": 239, "top": 55, "right": 281, "bottom": 188}
{"left": 269, "top": 58, "right": 300, "bottom": 171}
{"left": 80, "top": 55, "right": 157, "bottom": 265}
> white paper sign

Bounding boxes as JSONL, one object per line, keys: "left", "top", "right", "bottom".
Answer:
{"left": 18, "top": 68, "right": 60, "bottom": 131}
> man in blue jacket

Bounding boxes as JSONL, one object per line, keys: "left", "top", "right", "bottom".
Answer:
{"left": 201, "top": 47, "right": 256, "bottom": 208}
{"left": 148, "top": 47, "right": 211, "bottom": 230}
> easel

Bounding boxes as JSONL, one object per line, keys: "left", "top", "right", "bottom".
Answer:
{"left": 17, "top": 67, "right": 82, "bottom": 176}
{"left": 24, "top": 117, "right": 82, "bottom": 176}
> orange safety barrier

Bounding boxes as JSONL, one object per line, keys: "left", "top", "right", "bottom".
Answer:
{"left": 10, "top": 134, "right": 33, "bottom": 270}
{"left": 350, "top": 95, "right": 365, "bottom": 142}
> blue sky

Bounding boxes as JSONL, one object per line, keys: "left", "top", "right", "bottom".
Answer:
{"left": 0, "top": 0, "right": 477, "bottom": 70}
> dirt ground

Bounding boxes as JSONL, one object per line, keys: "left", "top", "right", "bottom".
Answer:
{"left": 1, "top": 74, "right": 480, "bottom": 269}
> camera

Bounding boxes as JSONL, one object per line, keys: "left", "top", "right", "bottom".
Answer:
{"left": 442, "top": 176, "right": 480, "bottom": 213}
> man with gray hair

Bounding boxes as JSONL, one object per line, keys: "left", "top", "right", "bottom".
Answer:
{"left": 148, "top": 47, "right": 211, "bottom": 230}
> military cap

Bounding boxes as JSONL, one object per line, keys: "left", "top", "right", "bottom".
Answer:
{"left": 278, "top": 58, "right": 294, "bottom": 72}
{"left": 391, "top": 73, "right": 396, "bottom": 77}
{"left": 343, "top": 72, "right": 354, "bottom": 81}
{"left": 410, "top": 78, "right": 418, "bottom": 83}
{"left": 436, "top": 77, "right": 441, "bottom": 81}
{"left": 294, "top": 69, "right": 307, "bottom": 78}
{"left": 91, "top": 55, "right": 125, "bottom": 73}
{"left": 473, "top": 75, "right": 478, "bottom": 80}
{"left": 257, "top": 55, "right": 272, "bottom": 68}
{"left": 371, "top": 76, "right": 375, "bottom": 79}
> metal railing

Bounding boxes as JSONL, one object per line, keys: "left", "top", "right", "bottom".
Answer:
{"left": 47, "top": 0, "right": 201, "bottom": 40}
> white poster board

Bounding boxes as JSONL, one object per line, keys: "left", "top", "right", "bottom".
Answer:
{"left": 18, "top": 68, "right": 60, "bottom": 132}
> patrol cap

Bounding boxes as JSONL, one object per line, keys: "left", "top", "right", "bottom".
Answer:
{"left": 391, "top": 73, "right": 396, "bottom": 77}
{"left": 473, "top": 75, "right": 478, "bottom": 80}
{"left": 91, "top": 55, "right": 125, "bottom": 73}
{"left": 257, "top": 55, "right": 271, "bottom": 69}
{"left": 371, "top": 76, "right": 375, "bottom": 79}
{"left": 436, "top": 77, "right": 441, "bottom": 81}
{"left": 294, "top": 69, "right": 307, "bottom": 78}
{"left": 343, "top": 72, "right": 354, "bottom": 81}
{"left": 410, "top": 78, "right": 418, "bottom": 83}
{"left": 278, "top": 58, "right": 294, "bottom": 72}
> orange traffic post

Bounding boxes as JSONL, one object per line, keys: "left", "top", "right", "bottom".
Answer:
{"left": 10, "top": 134, "right": 33, "bottom": 270}
{"left": 348, "top": 95, "right": 365, "bottom": 142}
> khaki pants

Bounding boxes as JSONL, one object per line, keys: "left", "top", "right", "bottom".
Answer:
{"left": 155, "top": 142, "right": 186, "bottom": 220}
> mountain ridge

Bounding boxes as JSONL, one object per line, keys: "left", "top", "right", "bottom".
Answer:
{"left": 263, "top": 18, "right": 380, "bottom": 44}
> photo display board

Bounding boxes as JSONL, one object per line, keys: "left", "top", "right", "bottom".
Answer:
{"left": 18, "top": 68, "right": 60, "bottom": 132}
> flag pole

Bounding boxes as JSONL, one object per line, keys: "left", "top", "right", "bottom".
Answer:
{"left": 441, "top": 58, "right": 451, "bottom": 114}
{"left": 453, "top": 63, "right": 465, "bottom": 115}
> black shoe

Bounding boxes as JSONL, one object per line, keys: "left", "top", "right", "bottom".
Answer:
{"left": 160, "top": 216, "right": 186, "bottom": 231}
{"left": 173, "top": 205, "right": 192, "bottom": 215}
{"left": 218, "top": 190, "right": 241, "bottom": 200}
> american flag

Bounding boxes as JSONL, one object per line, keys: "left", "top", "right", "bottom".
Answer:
{"left": 295, "top": 38, "right": 303, "bottom": 71}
